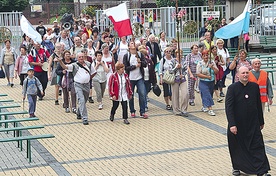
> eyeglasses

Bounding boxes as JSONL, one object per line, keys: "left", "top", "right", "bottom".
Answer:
{"left": 165, "top": 50, "right": 172, "bottom": 53}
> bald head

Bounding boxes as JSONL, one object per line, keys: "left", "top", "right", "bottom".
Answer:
{"left": 238, "top": 66, "right": 249, "bottom": 84}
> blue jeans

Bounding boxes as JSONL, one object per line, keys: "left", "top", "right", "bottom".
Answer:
{"left": 144, "top": 80, "right": 151, "bottom": 109}
{"left": 27, "top": 94, "right": 37, "bottom": 115}
{"left": 129, "top": 78, "right": 146, "bottom": 115}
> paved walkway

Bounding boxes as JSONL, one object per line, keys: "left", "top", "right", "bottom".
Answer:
{"left": 0, "top": 77, "right": 275, "bottom": 176}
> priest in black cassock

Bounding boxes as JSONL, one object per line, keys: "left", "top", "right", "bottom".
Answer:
{"left": 225, "top": 66, "right": 271, "bottom": 176}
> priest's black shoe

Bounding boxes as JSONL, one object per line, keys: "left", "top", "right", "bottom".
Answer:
{"left": 124, "top": 119, "right": 130, "bottom": 125}
{"left": 110, "top": 115, "right": 114, "bottom": 122}
{"left": 83, "top": 120, "right": 89, "bottom": 125}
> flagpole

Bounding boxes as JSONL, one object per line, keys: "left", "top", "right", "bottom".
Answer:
{"left": 175, "top": 0, "right": 181, "bottom": 64}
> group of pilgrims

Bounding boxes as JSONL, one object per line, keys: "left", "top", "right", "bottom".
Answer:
{"left": 0, "top": 13, "right": 273, "bottom": 175}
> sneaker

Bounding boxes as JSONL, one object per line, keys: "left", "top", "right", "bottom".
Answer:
{"left": 59, "top": 90, "right": 62, "bottom": 96}
{"left": 38, "top": 97, "right": 43, "bottom": 101}
{"left": 55, "top": 100, "right": 59, "bottom": 105}
{"left": 7, "top": 83, "right": 10, "bottom": 86}
{"left": 208, "top": 110, "right": 216, "bottom": 116}
{"left": 195, "top": 87, "right": 200, "bottom": 93}
{"left": 131, "top": 113, "right": 136, "bottom": 118}
{"left": 145, "top": 107, "right": 148, "bottom": 112}
{"left": 29, "top": 114, "right": 36, "bottom": 118}
{"left": 189, "top": 102, "right": 195, "bottom": 106}
{"left": 220, "top": 92, "right": 225, "bottom": 97}
{"left": 217, "top": 97, "right": 223, "bottom": 102}
{"left": 65, "top": 108, "right": 70, "bottom": 113}
{"left": 140, "top": 113, "right": 148, "bottom": 119}
{"left": 10, "top": 83, "right": 14, "bottom": 87}
{"left": 201, "top": 107, "right": 208, "bottom": 112}
{"left": 72, "top": 108, "right": 77, "bottom": 114}
{"left": 83, "top": 120, "right": 89, "bottom": 125}
{"left": 88, "top": 97, "right": 94, "bottom": 103}
{"left": 166, "top": 105, "right": 172, "bottom": 110}
{"left": 146, "top": 96, "right": 150, "bottom": 102}
{"left": 98, "top": 104, "right": 103, "bottom": 110}
{"left": 232, "top": 170, "right": 240, "bottom": 176}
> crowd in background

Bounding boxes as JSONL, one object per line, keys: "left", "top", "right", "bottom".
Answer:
{"left": 0, "top": 13, "right": 273, "bottom": 123}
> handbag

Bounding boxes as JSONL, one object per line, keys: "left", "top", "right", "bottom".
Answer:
{"left": 162, "top": 70, "right": 175, "bottom": 84}
{"left": 0, "top": 68, "right": 5, "bottom": 78}
{"left": 152, "top": 84, "right": 161, "bottom": 97}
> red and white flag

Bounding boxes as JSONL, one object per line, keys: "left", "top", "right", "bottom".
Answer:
{"left": 103, "top": 3, "right": 133, "bottom": 37}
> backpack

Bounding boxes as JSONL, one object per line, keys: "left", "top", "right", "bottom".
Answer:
{"left": 24, "top": 77, "right": 38, "bottom": 93}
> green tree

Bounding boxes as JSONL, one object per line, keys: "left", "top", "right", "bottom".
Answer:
{"left": 156, "top": 0, "right": 205, "bottom": 7}
{"left": 0, "top": 0, "right": 29, "bottom": 12}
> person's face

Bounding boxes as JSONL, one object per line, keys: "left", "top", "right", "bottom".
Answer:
{"left": 160, "top": 32, "right": 165, "bottom": 38}
{"left": 93, "top": 31, "right": 98, "bottom": 36}
{"left": 96, "top": 53, "right": 102, "bottom": 61}
{"left": 192, "top": 46, "right": 198, "bottom": 54}
{"left": 27, "top": 70, "right": 34, "bottom": 77}
{"left": 64, "top": 52, "right": 71, "bottom": 59}
{"left": 82, "top": 51, "right": 88, "bottom": 56}
{"left": 74, "top": 37, "right": 81, "bottom": 46}
{"left": 149, "top": 36, "right": 154, "bottom": 42}
{"left": 129, "top": 42, "right": 136, "bottom": 50}
{"left": 238, "top": 67, "right": 249, "bottom": 83}
{"left": 205, "top": 33, "right": 211, "bottom": 40}
{"left": 217, "top": 41, "right": 224, "bottom": 49}
{"left": 164, "top": 49, "right": 172, "bottom": 57}
{"left": 211, "top": 47, "right": 217, "bottom": 55}
{"left": 239, "top": 51, "right": 246, "bottom": 60}
{"left": 82, "top": 34, "right": 87, "bottom": 40}
{"left": 61, "top": 31, "right": 67, "bottom": 38}
{"left": 221, "top": 19, "right": 226, "bottom": 24}
{"left": 142, "top": 39, "right": 147, "bottom": 46}
{"left": 55, "top": 44, "right": 61, "bottom": 52}
{"left": 88, "top": 41, "right": 92, "bottom": 46}
{"left": 5, "top": 41, "right": 11, "bottom": 48}
{"left": 86, "top": 24, "right": 91, "bottom": 29}
{"left": 252, "top": 61, "right": 261, "bottom": 71}
{"left": 47, "top": 30, "right": 52, "bottom": 34}
{"left": 104, "top": 37, "right": 110, "bottom": 43}
{"left": 103, "top": 46, "right": 109, "bottom": 53}
{"left": 77, "top": 53, "right": 84, "bottom": 63}
{"left": 117, "top": 67, "right": 125, "bottom": 74}
{"left": 35, "top": 43, "right": 41, "bottom": 49}
{"left": 121, "top": 36, "right": 126, "bottom": 41}
{"left": 202, "top": 53, "right": 209, "bottom": 62}
{"left": 20, "top": 48, "right": 26, "bottom": 55}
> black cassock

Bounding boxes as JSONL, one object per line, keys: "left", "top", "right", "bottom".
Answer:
{"left": 225, "top": 81, "right": 270, "bottom": 174}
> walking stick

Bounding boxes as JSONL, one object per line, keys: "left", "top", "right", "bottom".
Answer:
{"left": 22, "top": 98, "right": 25, "bottom": 117}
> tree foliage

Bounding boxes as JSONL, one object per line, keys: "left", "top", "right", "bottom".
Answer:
{"left": 156, "top": 0, "right": 205, "bottom": 8}
{"left": 0, "top": 0, "right": 29, "bottom": 12}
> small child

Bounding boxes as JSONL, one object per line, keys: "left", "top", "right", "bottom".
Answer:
{"left": 22, "top": 67, "right": 43, "bottom": 118}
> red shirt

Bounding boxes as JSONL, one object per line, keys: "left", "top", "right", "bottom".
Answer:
{"left": 28, "top": 48, "right": 50, "bottom": 72}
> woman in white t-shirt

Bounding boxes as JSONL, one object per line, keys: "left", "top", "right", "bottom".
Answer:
{"left": 216, "top": 39, "right": 230, "bottom": 97}
{"left": 117, "top": 36, "right": 128, "bottom": 63}
{"left": 159, "top": 47, "right": 173, "bottom": 110}
{"left": 101, "top": 43, "right": 114, "bottom": 87}
{"left": 87, "top": 39, "right": 95, "bottom": 58}
{"left": 92, "top": 50, "right": 109, "bottom": 110}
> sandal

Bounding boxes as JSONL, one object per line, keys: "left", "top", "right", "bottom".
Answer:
{"left": 166, "top": 105, "right": 171, "bottom": 110}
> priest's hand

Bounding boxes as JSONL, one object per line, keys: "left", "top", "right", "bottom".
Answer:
{"left": 230, "top": 126, "right": 237, "bottom": 135}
